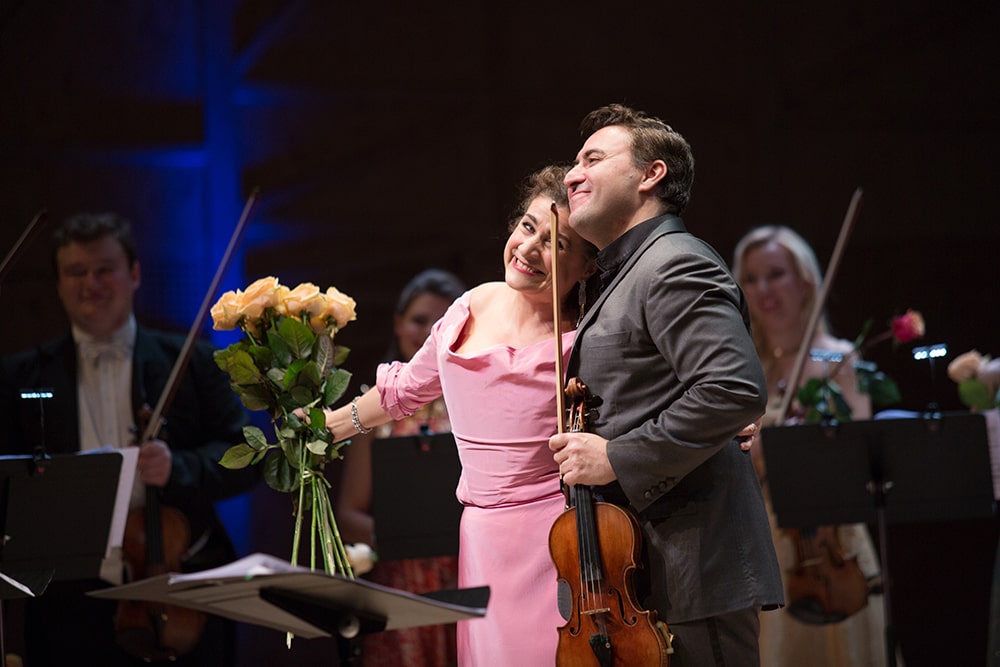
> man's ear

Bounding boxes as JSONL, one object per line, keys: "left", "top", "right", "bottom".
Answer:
{"left": 638, "top": 160, "right": 668, "bottom": 194}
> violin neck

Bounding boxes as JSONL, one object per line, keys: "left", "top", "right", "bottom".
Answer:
{"left": 571, "top": 485, "right": 604, "bottom": 584}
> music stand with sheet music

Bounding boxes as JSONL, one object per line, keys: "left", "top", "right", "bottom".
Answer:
{"left": 761, "top": 412, "right": 995, "bottom": 667}
{"left": 0, "top": 451, "right": 125, "bottom": 657}
{"left": 370, "top": 432, "right": 463, "bottom": 561}
{"left": 91, "top": 552, "right": 489, "bottom": 657}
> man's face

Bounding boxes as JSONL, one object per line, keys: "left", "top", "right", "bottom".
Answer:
{"left": 56, "top": 236, "right": 140, "bottom": 338}
{"left": 564, "top": 125, "right": 646, "bottom": 249}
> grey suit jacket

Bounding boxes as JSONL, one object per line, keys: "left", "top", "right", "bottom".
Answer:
{"left": 567, "top": 214, "right": 783, "bottom": 623}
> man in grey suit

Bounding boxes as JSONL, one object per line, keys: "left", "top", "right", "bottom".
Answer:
{"left": 549, "top": 104, "right": 783, "bottom": 665}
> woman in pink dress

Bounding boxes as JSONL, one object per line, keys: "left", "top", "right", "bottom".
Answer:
{"left": 322, "top": 165, "right": 598, "bottom": 666}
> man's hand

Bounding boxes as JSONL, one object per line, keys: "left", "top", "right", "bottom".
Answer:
{"left": 548, "top": 432, "right": 616, "bottom": 486}
{"left": 736, "top": 419, "right": 761, "bottom": 452}
{"left": 136, "top": 439, "right": 173, "bottom": 487}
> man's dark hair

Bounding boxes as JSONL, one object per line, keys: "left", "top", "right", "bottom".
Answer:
{"left": 51, "top": 212, "right": 138, "bottom": 272}
{"left": 580, "top": 104, "right": 695, "bottom": 214}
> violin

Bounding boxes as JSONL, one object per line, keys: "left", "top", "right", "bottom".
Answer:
{"left": 784, "top": 526, "right": 869, "bottom": 624}
{"left": 113, "top": 409, "right": 206, "bottom": 660}
{"left": 548, "top": 378, "right": 672, "bottom": 667}
{"left": 112, "top": 190, "right": 258, "bottom": 659}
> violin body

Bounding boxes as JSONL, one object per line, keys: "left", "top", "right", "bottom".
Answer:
{"left": 549, "top": 496, "right": 671, "bottom": 666}
{"left": 114, "top": 476, "right": 206, "bottom": 659}
{"left": 784, "top": 526, "right": 869, "bottom": 624}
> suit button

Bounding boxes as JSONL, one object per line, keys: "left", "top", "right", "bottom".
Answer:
{"left": 643, "top": 490, "right": 653, "bottom": 500}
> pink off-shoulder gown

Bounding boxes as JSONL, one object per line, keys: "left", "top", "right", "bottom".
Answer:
{"left": 377, "top": 292, "right": 571, "bottom": 667}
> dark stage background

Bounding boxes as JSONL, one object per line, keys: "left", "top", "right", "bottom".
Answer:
{"left": 1, "top": 1, "right": 998, "bottom": 665}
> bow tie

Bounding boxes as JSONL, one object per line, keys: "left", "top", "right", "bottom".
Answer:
{"left": 79, "top": 340, "right": 130, "bottom": 362}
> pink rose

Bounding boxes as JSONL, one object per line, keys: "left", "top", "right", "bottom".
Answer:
{"left": 891, "top": 309, "right": 924, "bottom": 344}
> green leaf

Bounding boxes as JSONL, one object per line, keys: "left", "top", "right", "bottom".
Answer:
{"left": 267, "top": 329, "right": 293, "bottom": 367}
{"left": 242, "top": 425, "right": 270, "bottom": 450}
{"left": 263, "top": 451, "right": 298, "bottom": 493}
{"left": 959, "top": 379, "right": 994, "bottom": 412}
{"left": 248, "top": 343, "right": 274, "bottom": 369}
{"left": 299, "top": 360, "right": 323, "bottom": 388}
{"left": 213, "top": 345, "right": 240, "bottom": 373}
{"left": 867, "top": 372, "right": 901, "bottom": 406}
{"left": 283, "top": 358, "right": 308, "bottom": 390}
{"left": 309, "top": 407, "right": 328, "bottom": 433}
{"left": 222, "top": 349, "right": 263, "bottom": 385}
{"left": 306, "top": 439, "right": 328, "bottom": 455}
{"left": 236, "top": 383, "right": 274, "bottom": 412}
{"left": 290, "top": 385, "right": 315, "bottom": 405}
{"left": 219, "top": 443, "right": 257, "bottom": 469}
{"left": 323, "top": 368, "right": 352, "bottom": 406}
{"left": 797, "top": 377, "right": 825, "bottom": 408}
{"left": 278, "top": 316, "right": 315, "bottom": 358}
{"left": 331, "top": 345, "right": 350, "bottom": 367}
{"left": 314, "top": 335, "right": 334, "bottom": 377}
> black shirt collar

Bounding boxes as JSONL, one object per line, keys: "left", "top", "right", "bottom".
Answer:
{"left": 596, "top": 216, "right": 665, "bottom": 291}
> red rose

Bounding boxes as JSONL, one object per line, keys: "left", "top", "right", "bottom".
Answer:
{"left": 891, "top": 309, "right": 925, "bottom": 344}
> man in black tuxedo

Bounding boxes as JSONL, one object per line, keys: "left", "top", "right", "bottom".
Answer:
{"left": 549, "top": 104, "right": 783, "bottom": 666}
{"left": 0, "top": 212, "right": 260, "bottom": 666}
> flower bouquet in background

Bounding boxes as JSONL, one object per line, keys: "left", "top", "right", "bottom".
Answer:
{"left": 210, "top": 276, "right": 358, "bottom": 579}
{"left": 948, "top": 350, "right": 1000, "bottom": 411}
{"left": 797, "top": 309, "right": 925, "bottom": 423}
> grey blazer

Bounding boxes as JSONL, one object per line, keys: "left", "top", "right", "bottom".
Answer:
{"left": 567, "top": 214, "right": 783, "bottom": 623}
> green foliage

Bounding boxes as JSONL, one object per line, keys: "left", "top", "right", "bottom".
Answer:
{"left": 958, "top": 378, "right": 997, "bottom": 412}
{"left": 212, "top": 311, "right": 353, "bottom": 495}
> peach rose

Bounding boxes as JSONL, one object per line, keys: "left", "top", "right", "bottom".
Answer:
{"left": 324, "top": 286, "right": 357, "bottom": 329}
{"left": 239, "top": 276, "right": 282, "bottom": 321}
{"left": 210, "top": 289, "right": 244, "bottom": 330}
{"left": 278, "top": 282, "right": 323, "bottom": 319}
{"left": 947, "top": 350, "right": 985, "bottom": 384}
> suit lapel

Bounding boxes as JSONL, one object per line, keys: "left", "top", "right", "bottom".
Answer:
{"left": 571, "top": 215, "right": 688, "bottom": 367}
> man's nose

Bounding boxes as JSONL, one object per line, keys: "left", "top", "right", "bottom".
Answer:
{"left": 564, "top": 165, "right": 583, "bottom": 188}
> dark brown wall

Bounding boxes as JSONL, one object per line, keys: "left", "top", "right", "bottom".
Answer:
{"left": 2, "top": 1, "right": 998, "bottom": 664}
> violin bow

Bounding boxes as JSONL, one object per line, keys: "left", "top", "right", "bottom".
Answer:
{"left": 550, "top": 202, "right": 566, "bottom": 435}
{"left": 0, "top": 209, "right": 47, "bottom": 285}
{"left": 775, "top": 187, "right": 863, "bottom": 422}
{"left": 140, "top": 189, "right": 260, "bottom": 442}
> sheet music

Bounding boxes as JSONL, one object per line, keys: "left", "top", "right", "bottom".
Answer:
{"left": 82, "top": 447, "right": 137, "bottom": 584}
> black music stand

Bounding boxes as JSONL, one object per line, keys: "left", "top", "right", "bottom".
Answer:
{"left": 0, "top": 451, "right": 125, "bottom": 657}
{"left": 371, "top": 432, "right": 463, "bottom": 560}
{"left": 762, "top": 412, "right": 995, "bottom": 667}
{"left": 90, "top": 552, "right": 489, "bottom": 640}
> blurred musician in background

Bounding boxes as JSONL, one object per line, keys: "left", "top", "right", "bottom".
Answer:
{"left": 733, "top": 224, "right": 889, "bottom": 666}
{"left": 0, "top": 212, "right": 259, "bottom": 666}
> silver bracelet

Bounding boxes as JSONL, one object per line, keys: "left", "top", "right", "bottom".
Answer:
{"left": 350, "top": 397, "right": 373, "bottom": 434}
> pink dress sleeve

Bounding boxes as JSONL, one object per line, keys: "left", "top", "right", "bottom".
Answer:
{"left": 375, "top": 292, "right": 469, "bottom": 421}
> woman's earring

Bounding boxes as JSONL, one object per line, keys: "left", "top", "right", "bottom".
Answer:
{"left": 577, "top": 279, "right": 587, "bottom": 324}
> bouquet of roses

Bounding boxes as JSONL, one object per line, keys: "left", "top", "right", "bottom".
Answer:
{"left": 210, "top": 276, "right": 358, "bottom": 578}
